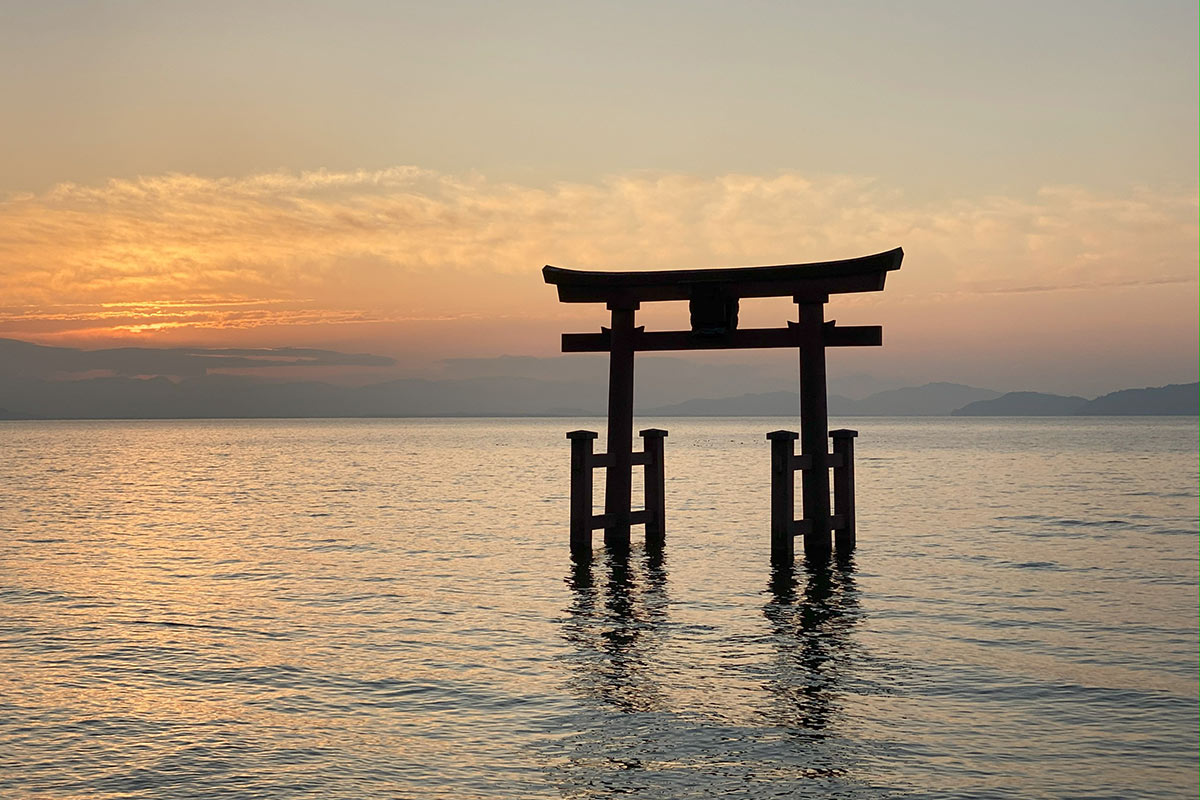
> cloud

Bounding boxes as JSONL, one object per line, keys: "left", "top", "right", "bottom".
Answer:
{"left": 966, "top": 274, "right": 1196, "bottom": 296}
{"left": 0, "top": 337, "right": 394, "bottom": 379}
{"left": 0, "top": 168, "right": 1194, "bottom": 339}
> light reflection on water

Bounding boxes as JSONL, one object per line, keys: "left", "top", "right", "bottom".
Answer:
{"left": 0, "top": 417, "right": 1196, "bottom": 798}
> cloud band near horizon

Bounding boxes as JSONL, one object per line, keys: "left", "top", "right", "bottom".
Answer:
{"left": 0, "top": 166, "right": 1195, "bottom": 344}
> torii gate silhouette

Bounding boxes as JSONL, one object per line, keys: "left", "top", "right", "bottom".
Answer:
{"left": 544, "top": 247, "right": 903, "bottom": 564}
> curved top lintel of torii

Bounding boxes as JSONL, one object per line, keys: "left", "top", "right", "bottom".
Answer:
{"left": 543, "top": 247, "right": 902, "bottom": 305}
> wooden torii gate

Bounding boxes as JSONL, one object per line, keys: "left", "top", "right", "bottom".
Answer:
{"left": 543, "top": 247, "right": 903, "bottom": 563}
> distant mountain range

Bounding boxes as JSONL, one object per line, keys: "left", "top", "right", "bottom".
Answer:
{"left": 950, "top": 391, "right": 1089, "bottom": 416}
{"left": 953, "top": 383, "right": 1198, "bottom": 416}
{"left": 0, "top": 376, "right": 1192, "bottom": 420}
{"left": 644, "top": 382, "right": 1197, "bottom": 417}
{"left": 0, "top": 338, "right": 1194, "bottom": 419}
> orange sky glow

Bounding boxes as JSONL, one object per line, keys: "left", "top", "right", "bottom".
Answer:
{"left": 1, "top": 2, "right": 1196, "bottom": 395}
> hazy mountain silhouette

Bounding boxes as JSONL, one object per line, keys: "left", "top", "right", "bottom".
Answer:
{"left": 851, "top": 383, "right": 1001, "bottom": 415}
{"left": 2, "top": 373, "right": 1194, "bottom": 420}
{"left": 953, "top": 391, "right": 1089, "bottom": 416}
{"left": 1077, "top": 383, "right": 1198, "bottom": 415}
{"left": 953, "top": 384, "right": 1197, "bottom": 416}
{"left": 0, "top": 338, "right": 1194, "bottom": 419}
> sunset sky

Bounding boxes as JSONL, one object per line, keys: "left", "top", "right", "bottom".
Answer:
{"left": 1, "top": 0, "right": 1196, "bottom": 395}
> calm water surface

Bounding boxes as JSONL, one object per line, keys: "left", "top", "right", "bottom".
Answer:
{"left": 1, "top": 417, "right": 1196, "bottom": 798}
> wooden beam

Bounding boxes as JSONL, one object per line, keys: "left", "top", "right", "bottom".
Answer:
{"left": 790, "top": 453, "right": 814, "bottom": 471}
{"left": 590, "top": 451, "right": 652, "bottom": 467}
{"left": 544, "top": 247, "right": 903, "bottom": 304}
{"left": 790, "top": 518, "right": 814, "bottom": 537}
{"left": 591, "top": 510, "right": 651, "bottom": 530}
{"left": 561, "top": 324, "right": 881, "bottom": 353}
{"left": 552, "top": 275, "right": 888, "bottom": 304}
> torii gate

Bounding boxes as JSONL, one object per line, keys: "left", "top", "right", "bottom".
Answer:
{"left": 543, "top": 247, "right": 903, "bottom": 564}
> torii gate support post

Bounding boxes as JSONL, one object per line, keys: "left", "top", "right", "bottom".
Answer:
{"left": 567, "top": 429, "right": 598, "bottom": 559}
{"left": 796, "top": 300, "right": 832, "bottom": 560}
{"left": 768, "top": 430, "right": 799, "bottom": 564}
{"left": 830, "top": 428, "right": 858, "bottom": 551}
{"left": 604, "top": 303, "right": 638, "bottom": 550}
{"left": 640, "top": 428, "right": 668, "bottom": 548}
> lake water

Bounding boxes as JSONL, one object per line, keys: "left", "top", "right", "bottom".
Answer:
{"left": 1, "top": 417, "right": 1196, "bottom": 799}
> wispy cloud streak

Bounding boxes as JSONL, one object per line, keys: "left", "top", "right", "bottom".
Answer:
{"left": 1, "top": 168, "right": 1194, "bottom": 338}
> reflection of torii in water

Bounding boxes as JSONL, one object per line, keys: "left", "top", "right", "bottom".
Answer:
{"left": 557, "top": 553, "right": 866, "bottom": 789}
{"left": 560, "top": 552, "right": 670, "bottom": 714}
{"left": 545, "top": 248, "right": 903, "bottom": 564}
{"left": 762, "top": 558, "right": 863, "bottom": 738}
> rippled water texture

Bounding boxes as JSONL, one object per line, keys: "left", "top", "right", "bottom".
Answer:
{"left": 1, "top": 417, "right": 1196, "bottom": 798}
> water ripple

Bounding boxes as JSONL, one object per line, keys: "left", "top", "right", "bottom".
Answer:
{"left": 0, "top": 417, "right": 1194, "bottom": 799}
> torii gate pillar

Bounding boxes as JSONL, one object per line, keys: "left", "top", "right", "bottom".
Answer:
{"left": 604, "top": 302, "right": 638, "bottom": 546}
{"left": 796, "top": 300, "right": 832, "bottom": 559}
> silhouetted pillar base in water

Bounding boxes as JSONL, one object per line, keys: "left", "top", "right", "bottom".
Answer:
{"left": 767, "top": 425, "right": 860, "bottom": 564}
{"left": 565, "top": 426, "right": 668, "bottom": 560}
{"left": 768, "top": 430, "right": 799, "bottom": 565}
{"left": 567, "top": 430, "right": 598, "bottom": 559}
{"left": 830, "top": 429, "right": 858, "bottom": 552}
{"left": 640, "top": 428, "right": 668, "bottom": 548}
